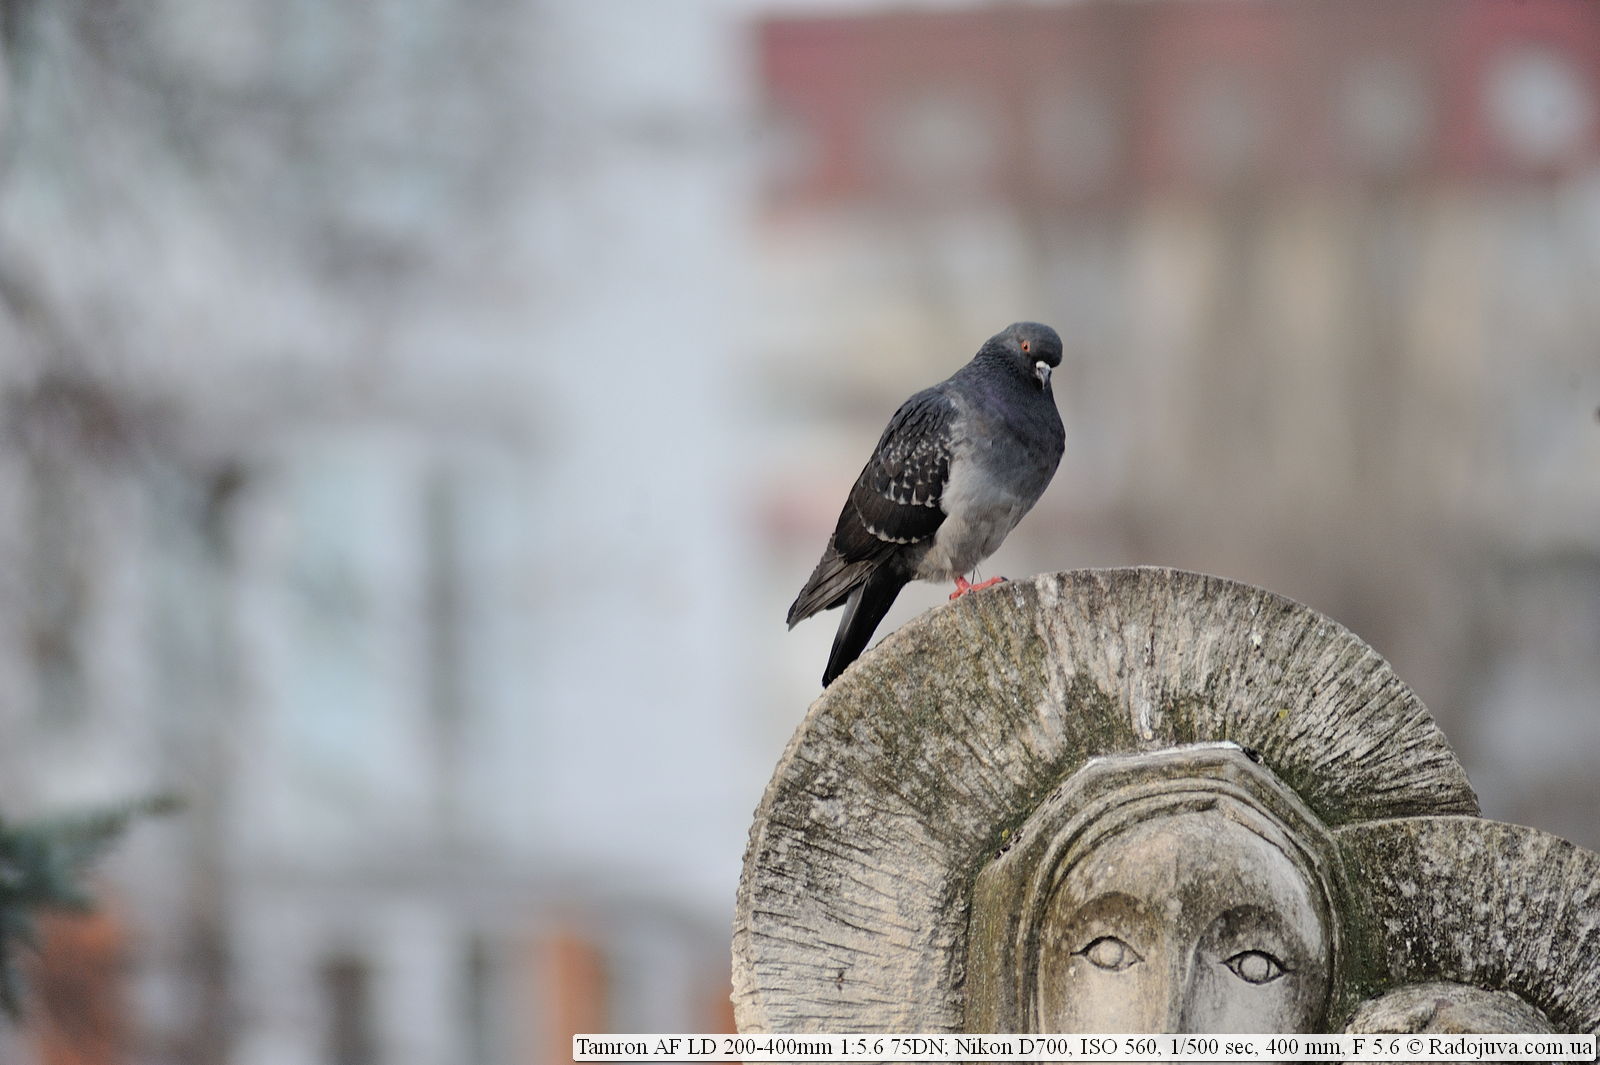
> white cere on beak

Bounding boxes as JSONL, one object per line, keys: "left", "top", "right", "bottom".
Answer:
{"left": 1034, "top": 360, "right": 1052, "bottom": 388}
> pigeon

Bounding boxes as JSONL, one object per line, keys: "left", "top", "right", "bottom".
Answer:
{"left": 788, "top": 322, "right": 1066, "bottom": 686}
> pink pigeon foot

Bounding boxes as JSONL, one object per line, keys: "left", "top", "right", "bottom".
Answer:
{"left": 949, "top": 574, "right": 1007, "bottom": 600}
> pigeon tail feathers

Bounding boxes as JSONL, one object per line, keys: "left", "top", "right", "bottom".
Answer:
{"left": 787, "top": 548, "right": 875, "bottom": 628}
{"left": 821, "top": 566, "right": 906, "bottom": 686}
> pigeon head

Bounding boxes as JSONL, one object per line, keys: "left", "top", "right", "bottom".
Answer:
{"left": 983, "top": 321, "right": 1063, "bottom": 391}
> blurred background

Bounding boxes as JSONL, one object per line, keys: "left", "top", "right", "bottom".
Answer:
{"left": 0, "top": 0, "right": 1596, "bottom": 1061}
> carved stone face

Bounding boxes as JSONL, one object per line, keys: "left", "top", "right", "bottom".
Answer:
{"left": 964, "top": 745, "right": 1341, "bottom": 1035}
{"left": 1034, "top": 809, "right": 1331, "bottom": 1032}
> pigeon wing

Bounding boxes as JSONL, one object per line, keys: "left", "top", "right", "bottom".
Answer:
{"left": 785, "top": 387, "right": 955, "bottom": 628}
{"left": 833, "top": 386, "right": 954, "bottom": 560}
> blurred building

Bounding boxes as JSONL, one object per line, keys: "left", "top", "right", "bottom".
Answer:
{"left": 0, "top": 0, "right": 1596, "bottom": 1063}
{"left": 753, "top": 0, "right": 1600, "bottom": 849}
{"left": 0, "top": 2, "right": 754, "bottom": 1063}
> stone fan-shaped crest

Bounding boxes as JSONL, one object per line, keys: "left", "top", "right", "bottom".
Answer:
{"left": 734, "top": 568, "right": 1477, "bottom": 1032}
{"left": 1338, "top": 816, "right": 1600, "bottom": 1034}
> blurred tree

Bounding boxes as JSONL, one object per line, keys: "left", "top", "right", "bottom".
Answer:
{"left": 0, "top": 795, "right": 177, "bottom": 1021}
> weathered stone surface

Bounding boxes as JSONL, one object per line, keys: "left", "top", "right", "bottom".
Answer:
{"left": 1337, "top": 982, "right": 1557, "bottom": 1065}
{"left": 1344, "top": 980, "right": 1555, "bottom": 1034}
{"left": 1337, "top": 817, "right": 1600, "bottom": 1034}
{"left": 733, "top": 568, "right": 1477, "bottom": 1032}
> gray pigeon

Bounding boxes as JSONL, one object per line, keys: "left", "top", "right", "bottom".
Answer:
{"left": 788, "top": 322, "right": 1066, "bottom": 686}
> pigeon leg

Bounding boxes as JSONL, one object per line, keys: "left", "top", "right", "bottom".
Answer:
{"left": 949, "top": 574, "right": 1007, "bottom": 600}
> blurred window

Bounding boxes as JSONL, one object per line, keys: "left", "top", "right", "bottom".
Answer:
{"left": 1485, "top": 45, "right": 1594, "bottom": 169}
{"left": 873, "top": 89, "right": 1000, "bottom": 201}
{"left": 1473, "top": 558, "right": 1600, "bottom": 850}
{"left": 1337, "top": 56, "right": 1431, "bottom": 176}
{"left": 1030, "top": 84, "right": 1119, "bottom": 197}
{"left": 24, "top": 462, "right": 87, "bottom": 729}
{"left": 1176, "top": 67, "right": 1272, "bottom": 186}
{"left": 463, "top": 934, "right": 496, "bottom": 1065}
{"left": 322, "top": 954, "right": 377, "bottom": 1065}
{"left": 424, "top": 467, "right": 463, "bottom": 740}
{"left": 762, "top": 105, "right": 819, "bottom": 206}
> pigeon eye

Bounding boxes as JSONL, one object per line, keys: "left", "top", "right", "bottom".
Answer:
{"left": 1020, "top": 339, "right": 1031, "bottom": 353}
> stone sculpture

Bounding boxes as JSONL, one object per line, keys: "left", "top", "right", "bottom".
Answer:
{"left": 733, "top": 568, "right": 1600, "bottom": 1042}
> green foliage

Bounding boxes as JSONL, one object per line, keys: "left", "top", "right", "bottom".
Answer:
{"left": 0, "top": 794, "right": 180, "bottom": 1020}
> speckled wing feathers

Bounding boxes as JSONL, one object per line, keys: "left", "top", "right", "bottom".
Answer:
{"left": 836, "top": 388, "right": 954, "bottom": 558}
{"left": 786, "top": 390, "right": 955, "bottom": 629}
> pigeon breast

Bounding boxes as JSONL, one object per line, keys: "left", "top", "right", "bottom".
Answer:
{"left": 914, "top": 378, "right": 1062, "bottom": 581}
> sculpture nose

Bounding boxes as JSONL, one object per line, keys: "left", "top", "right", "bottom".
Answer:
{"left": 1161, "top": 951, "right": 1198, "bottom": 1032}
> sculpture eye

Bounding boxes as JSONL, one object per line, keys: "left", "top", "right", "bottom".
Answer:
{"left": 1224, "top": 949, "right": 1287, "bottom": 985}
{"left": 1076, "top": 936, "right": 1142, "bottom": 972}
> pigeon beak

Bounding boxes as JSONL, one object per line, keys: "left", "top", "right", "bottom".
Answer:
{"left": 1034, "top": 360, "right": 1051, "bottom": 389}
